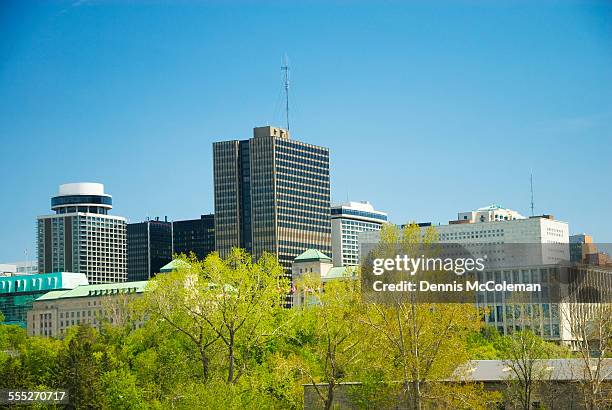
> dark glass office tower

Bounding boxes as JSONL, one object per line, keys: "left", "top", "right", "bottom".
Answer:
{"left": 127, "top": 218, "right": 172, "bottom": 281}
{"left": 172, "top": 214, "right": 215, "bottom": 259}
{"left": 213, "top": 126, "right": 331, "bottom": 270}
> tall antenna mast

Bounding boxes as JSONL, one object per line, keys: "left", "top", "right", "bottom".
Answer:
{"left": 530, "top": 172, "right": 535, "bottom": 216}
{"left": 281, "top": 54, "right": 290, "bottom": 131}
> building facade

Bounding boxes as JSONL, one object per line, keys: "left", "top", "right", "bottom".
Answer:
{"left": 291, "top": 249, "right": 356, "bottom": 307}
{"left": 331, "top": 201, "right": 387, "bottom": 266}
{"left": 359, "top": 205, "right": 574, "bottom": 342}
{"left": 127, "top": 218, "right": 173, "bottom": 281}
{"left": 28, "top": 281, "right": 146, "bottom": 338}
{"left": 37, "top": 183, "right": 127, "bottom": 283}
{"left": 213, "top": 126, "right": 331, "bottom": 270}
{"left": 172, "top": 214, "right": 215, "bottom": 259}
{"left": 0, "top": 272, "right": 88, "bottom": 327}
{"left": 0, "top": 260, "right": 39, "bottom": 276}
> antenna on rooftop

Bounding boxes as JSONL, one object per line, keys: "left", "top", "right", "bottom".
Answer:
{"left": 530, "top": 172, "right": 535, "bottom": 216}
{"left": 281, "top": 54, "right": 290, "bottom": 131}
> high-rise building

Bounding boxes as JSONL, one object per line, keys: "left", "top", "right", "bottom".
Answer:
{"left": 213, "top": 126, "right": 331, "bottom": 270}
{"left": 127, "top": 218, "right": 173, "bottom": 281}
{"left": 172, "top": 214, "right": 215, "bottom": 259}
{"left": 331, "top": 201, "right": 387, "bottom": 267}
{"left": 37, "top": 183, "right": 127, "bottom": 284}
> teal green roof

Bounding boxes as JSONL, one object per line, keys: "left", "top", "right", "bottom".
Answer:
{"left": 160, "top": 259, "right": 191, "bottom": 273}
{"left": 324, "top": 266, "right": 357, "bottom": 280}
{"left": 35, "top": 281, "right": 148, "bottom": 301}
{"left": 0, "top": 272, "right": 89, "bottom": 295}
{"left": 294, "top": 249, "right": 332, "bottom": 262}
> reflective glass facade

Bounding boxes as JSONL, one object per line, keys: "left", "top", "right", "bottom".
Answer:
{"left": 0, "top": 272, "right": 88, "bottom": 327}
{"left": 127, "top": 220, "right": 172, "bottom": 281}
{"left": 172, "top": 214, "right": 215, "bottom": 259}
{"left": 213, "top": 126, "right": 331, "bottom": 273}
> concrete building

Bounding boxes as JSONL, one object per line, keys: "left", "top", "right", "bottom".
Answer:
{"left": 0, "top": 272, "right": 88, "bottom": 327}
{"left": 213, "top": 126, "right": 331, "bottom": 270}
{"left": 0, "top": 264, "right": 17, "bottom": 277}
{"left": 457, "top": 204, "right": 526, "bottom": 223}
{"left": 172, "top": 214, "right": 215, "bottom": 259}
{"left": 127, "top": 218, "right": 173, "bottom": 281}
{"left": 0, "top": 261, "right": 38, "bottom": 276}
{"left": 331, "top": 201, "right": 387, "bottom": 267}
{"left": 291, "top": 249, "right": 357, "bottom": 307}
{"left": 28, "top": 281, "right": 147, "bottom": 338}
{"left": 37, "top": 183, "right": 127, "bottom": 284}
{"left": 358, "top": 205, "right": 575, "bottom": 342}
{"left": 361, "top": 205, "right": 569, "bottom": 245}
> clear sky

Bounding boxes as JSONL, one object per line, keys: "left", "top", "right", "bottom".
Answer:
{"left": 1, "top": 0, "right": 611, "bottom": 262}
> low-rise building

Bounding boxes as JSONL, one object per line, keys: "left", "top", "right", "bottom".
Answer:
{"left": 291, "top": 249, "right": 357, "bottom": 307}
{"left": 304, "top": 359, "right": 612, "bottom": 409}
{"left": 27, "top": 281, "right": 147, "bottom": 338}
{"left": 0, "top": 272, "right": 88, "bottom": 327}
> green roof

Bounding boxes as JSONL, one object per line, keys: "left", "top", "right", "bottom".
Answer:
{"left": 160, "top": 259, "right": 191, "bottom": 273}
{"left": 294, "top": 249, "right": 332, "bottom": 262}
{"left": 0, "top": 272, "right": 89, "bottom": 295}
{"left": 324, "top": 266, "right": 358, "bottom": 280}
{"left": 35, "top": 281, "right": 148, "bottom": 301}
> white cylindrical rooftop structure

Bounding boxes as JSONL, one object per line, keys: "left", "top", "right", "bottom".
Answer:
{"left": 58, "top": 182, "right": 106, "bottom": 197}
{"left": 51, "top": 182, "right": 113, "bottom": 214}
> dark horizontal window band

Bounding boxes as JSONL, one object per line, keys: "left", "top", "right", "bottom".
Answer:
{"left": 52, "top": 195, "right": 112, "bottom": 207}
{"left": 330, "top": 208, "right": 388, "bottom": 221}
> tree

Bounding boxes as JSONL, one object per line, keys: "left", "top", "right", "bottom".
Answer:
{"left": 56, "top": 325, "right": 105, "bottom": 409}
{"left": 137, "top": 253, "right": 220, "bottom": 382}
{"left": 564, "top": 303, "right": 612, "bottom": 409}
{"left": 139, "top": 249, "right": 291, "bottom": 385}
{"left": 97, "top": 369, "right": 147, "bottom": 410}
{"left": 498, "top": 329, "right": 569, "bottom": 410}
{"left": 361, "top": 223, "right": 490, "bottom": 409}
{"left": 197, "top": 249, "right": 290, "bottom": 383}
{"left": 291, "top": 272, "right": 364, "bottom": 410}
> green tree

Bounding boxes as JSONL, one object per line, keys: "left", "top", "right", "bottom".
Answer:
{"left": 137, "top": 253, "right": 220, "bottom": 382}
{"left": 56, "top": 325, "right": 105, "bottom": 409}
{"left": 499, "top": 329, "right": 570, "bottom": 410}
{"left": 139, "top": 249, "right": 290, "bottom": 386}
{"left": 291, "top": 273, "right": 364, "bottom": 410}
{"left": 361, "top": 223, "right": 491, "bottom": 409}
{"left": 97, "top": 369, "right": 147, "bottom": 410}
{"left": 197, "top": 249, "right": 290, "bottom": 383}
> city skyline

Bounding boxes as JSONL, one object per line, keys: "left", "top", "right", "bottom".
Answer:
{"left": 2, "top": 1, "right": 612, "bottom": 262}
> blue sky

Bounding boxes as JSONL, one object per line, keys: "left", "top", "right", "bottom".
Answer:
{"left": 1, "top": 0, "right": 611, "bottom": 261}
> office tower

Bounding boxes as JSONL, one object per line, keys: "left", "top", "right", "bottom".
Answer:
{"left": 331, "top": 201, "right": 387, "bottom": 267}
{"left": 127, "top": 218, "right": 173, "bottom": 281}
{"left": 213, "top": 126, "right": 331, "bottom": 269}
{"left": 172, "top": 214, "right": 215, "bottom": 259}
{"left": 37, "top": 183, "right": 127, "bottom": 284}
{"left": 1, "top": 272, "right": 88, "bottom": 328}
